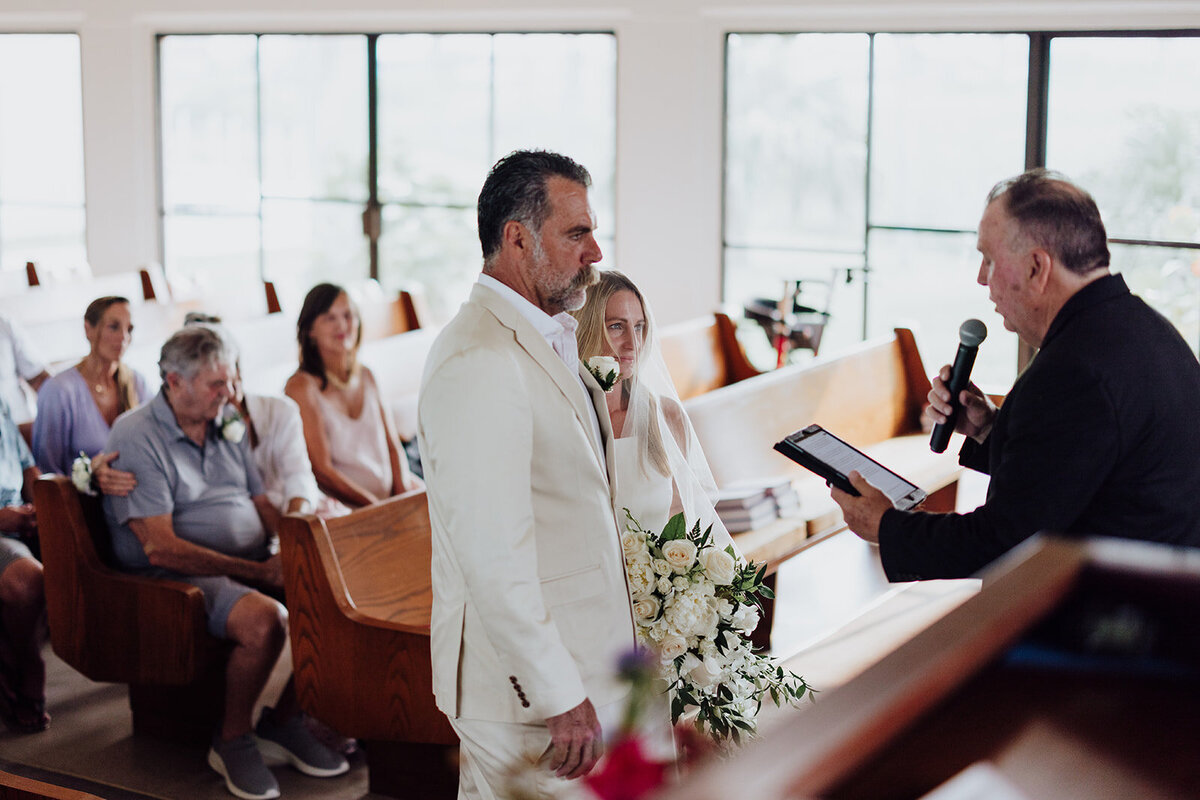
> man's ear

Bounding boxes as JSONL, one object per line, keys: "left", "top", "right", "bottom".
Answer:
{"left": 501, "top": 219, "right": 530, "bottom": 255}
{"left": 1028, "top": 248, "right": 1054, "bottom": 293}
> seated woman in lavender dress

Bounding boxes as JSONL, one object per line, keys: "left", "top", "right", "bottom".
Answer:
{"left": 32, "top": 297, "right": 148, "bottom": 476}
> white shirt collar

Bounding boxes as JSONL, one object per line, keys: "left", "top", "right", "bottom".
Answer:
{"left": 477, "top": 273, "right": 580, "bottom": 368}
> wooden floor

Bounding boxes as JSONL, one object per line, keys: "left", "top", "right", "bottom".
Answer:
{"left": 1, "top": 480, "right": 986, "bottom": 798}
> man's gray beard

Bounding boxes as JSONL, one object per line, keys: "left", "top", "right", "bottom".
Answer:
{"left": 530, "top": 236, "right": 596, "bottom": 313}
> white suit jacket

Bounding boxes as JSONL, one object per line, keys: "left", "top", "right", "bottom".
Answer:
{"left": 418, "top": 283, "right": 635, "bottom": 723}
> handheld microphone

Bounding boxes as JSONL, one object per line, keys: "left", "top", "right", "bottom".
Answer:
{"left": 930, "top": 319, "right": 988, "bottom": 454}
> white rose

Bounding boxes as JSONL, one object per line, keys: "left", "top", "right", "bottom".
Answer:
{"left": 698, "top": 547, "right": 737, "bottom": 586}
{"left": 732, "top": 603, "right": 761, "bottom": 634}
{"left": 588, "top": 355, "right": 619, "bottom": 377}
{"left": 659, "top": 634, "right": 688, "bottom": 663}
{"left": 655, "top": 577, "right": 673, "bottom": 595}
{"left": 620, "top": 530, "right": 647, "bottom": 558}
{"left": 587, "top": 356, "right": 620, "bottom": 391}
{"left": 651, "top": 558, "right": 672, "bottom": 577}
{"left": 70, "top": 453, "right": 95, "bottom": 496}
{"left": 678, "top": 652, "right": 702, "bottom": 676}
{"left": 222, "top": 416, "right": 246, "bottom": 443}
{"left": 627, "top": 562, "right": 656, "bottom": 596}
{"left": 690, "top": 656, "right": 724, "bottom": 687}
{"left": 672, "top": 576, "right": 689, "bottom": 591}
{"left": 632, "top": 595, "right": 660, "bottom": 623}
{"left": 661, "top": 539, "right": 697, "bottom": 573}
{"left": 665, "top": 589, "right": 710, "bottom": 637}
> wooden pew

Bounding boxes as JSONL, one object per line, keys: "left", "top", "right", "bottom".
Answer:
{"left": 658, "top": 536, "right": 1200, "bottom": 800}
{"left": 358, "top": 327, "right": 440, "bottom": 441}
{"left": 266, "top": 277, "right": 424, "bottom": 337}
{"left": 277, "top": 491, "right": 457, "bottom": 799}
{"left": 684, "top": 329, "right": 962, "bottom": 644}
{"left": 33, "top": 475, "right": 228, "bottom": 746}
{"left": 659, "top": 312, "right": 760, "bottom": 401}
{"left": 0, "top": 771, "right": 104, "bottom": 800}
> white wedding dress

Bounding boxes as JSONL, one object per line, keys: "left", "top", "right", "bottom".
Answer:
{"left": 610, "top": 435, "right": 679, "bottom": 764}
{"left": 613, "top": 437, "right": 673, "bottom": 535}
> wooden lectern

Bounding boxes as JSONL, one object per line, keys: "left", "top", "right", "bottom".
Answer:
{"left": 657, "top": 535, "right": 1200, "bottom": 800}
{"left": 277, "top": 491, "right": 457, "bottom": 799}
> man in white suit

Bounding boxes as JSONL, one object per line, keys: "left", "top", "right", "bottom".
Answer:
{"left": 418, "top": 150, "right": 636, "bottom": 799}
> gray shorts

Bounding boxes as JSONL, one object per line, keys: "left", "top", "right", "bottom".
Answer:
{"left": 0, "top": 534, "right": 34, "bottom": 576}
{"left": 132, "top": 568, "right": 282, "bottom": 640}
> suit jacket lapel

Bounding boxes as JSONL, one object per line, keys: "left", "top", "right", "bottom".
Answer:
{"left": 581, "top": 367, "right": 620, "bottom": 498}
{"left": 471, "top": 284, "right": 607, "bottom": 472}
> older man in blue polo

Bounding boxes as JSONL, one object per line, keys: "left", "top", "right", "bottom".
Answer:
{"left": 104, "top": 324, "right": 346, "bottom": 800}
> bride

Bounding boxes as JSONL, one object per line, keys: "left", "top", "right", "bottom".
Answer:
{"left": 572, "top": 271, "right": 734, "bottom": 551}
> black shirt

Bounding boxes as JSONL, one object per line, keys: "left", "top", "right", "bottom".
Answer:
{"left": 878, "top": 274, "right": 1200, "bottom": 580}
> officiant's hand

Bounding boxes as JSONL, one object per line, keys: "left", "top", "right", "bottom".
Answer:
{"left": 830, "top": 471, "right": 893, "bottom": 544}
{"left": 545, "top": 698, "right": 604, "bottom": 779}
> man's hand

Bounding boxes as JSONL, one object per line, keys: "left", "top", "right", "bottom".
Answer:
{"left": 258, "top": 554, "right": 284, "bottom": 590}
{"left": 92, "top": 451, "right": 137, "bottom": 497}
{"left": 544, "top": 698, "right": 603, "bottom": 780}
{"left": 924, "top": 364, "right": 997, "bottom": 443}
{"left": 0, "top": 504, "right": 36, "bottom": 535}
{"left": 830, "top": 471, "right": 894, "bottom": 544}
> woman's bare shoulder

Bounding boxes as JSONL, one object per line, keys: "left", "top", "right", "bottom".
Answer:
{"left": 284, "top": 369, "right": 321, "bottom": 400}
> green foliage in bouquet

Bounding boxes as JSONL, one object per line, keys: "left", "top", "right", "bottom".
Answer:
{"left": 621, "top": 510, "right": 814, "bottom": 744}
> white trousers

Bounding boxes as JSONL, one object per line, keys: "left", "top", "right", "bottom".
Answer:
{"left": 450, "top": 696, "right": 674, "bottom": 800}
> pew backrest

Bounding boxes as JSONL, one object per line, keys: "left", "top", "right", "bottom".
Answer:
{"left": 278, "top": 490, "right": 454, "bottom": 744}
{"left": 33, "top": 475, "right": 220, "bottom": 685}
{"left": 320, "top": 490, "right": 435, "bottom": 628}
{"left": 685, "top": 328, "right": 959, "bottom": 546}
{"left": 659, "top": 312, "right": 760, "bottom": 401}
{"left": 359, "top": 327, "right": 440, "bottom": 440}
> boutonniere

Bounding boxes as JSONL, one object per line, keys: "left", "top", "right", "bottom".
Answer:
{"left": 587, "top": 356, "right": 621, "bottom": 393}
{"left": 71, "top": 451, "right": 97, "bottom": 496}
{"left": 220, "top": 409, "right": 247, "bottom": 443}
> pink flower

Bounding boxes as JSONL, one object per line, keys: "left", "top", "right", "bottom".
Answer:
{"left": 584, "top": 737, "right": 668, "bottom": 800}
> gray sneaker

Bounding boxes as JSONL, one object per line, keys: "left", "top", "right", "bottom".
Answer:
{"left": 255, "top": 708, "right": 349, "bottom": 778}
{"left": 208, "top": 733, "right": 280, "bottom": 800}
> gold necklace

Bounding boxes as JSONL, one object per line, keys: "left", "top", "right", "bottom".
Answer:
{"left": 325, "top": 365, "right": 358, "bottom": 392}
{"left": 79, "top": 361, "right": 111, "bottom": 395}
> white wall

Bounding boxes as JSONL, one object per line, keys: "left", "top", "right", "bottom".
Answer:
{"left": 5, "top": 0, "right": 1200, "bottom": 323}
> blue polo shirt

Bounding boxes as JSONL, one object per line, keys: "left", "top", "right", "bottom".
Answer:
{"left": 104, "top": 390, "right": 267, "bottom": 569}
{"left": 0, "top": 397, "right": 32, "bottom": 510}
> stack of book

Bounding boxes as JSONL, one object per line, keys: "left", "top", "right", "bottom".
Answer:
{"left": 715, "top": 479, "right": 801, "bottom": 533}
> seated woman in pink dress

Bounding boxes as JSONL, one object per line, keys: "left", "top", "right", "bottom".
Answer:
{"left": 284, "top": 284, "right": 420, "bottom": 508}
{"left": 32, "top": 296, "right": 149, "bottom": 477}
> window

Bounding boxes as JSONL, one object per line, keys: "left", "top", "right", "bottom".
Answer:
{"left": 0, "top": 34, "right": 86, "bottom": 274}
{"left": 725, "top": 31, "right": 1200, "bottom": 386}
{"left": 1046, "top": 36, "right": 1200, "bottom": 353}
{"left": 159, "top": 32, "right": 616, "bottom": 321}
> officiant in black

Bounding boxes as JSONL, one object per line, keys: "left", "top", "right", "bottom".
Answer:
{"left": 832, "top": 168, "right": 1200, "bottom": 581}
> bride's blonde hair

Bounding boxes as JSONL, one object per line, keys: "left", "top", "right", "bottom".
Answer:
{"left": 572, "top": 270, "right": 671, "bottom": 478}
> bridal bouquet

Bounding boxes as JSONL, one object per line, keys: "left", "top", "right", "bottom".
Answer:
{"left": 622, "top": 510, "right": 813, "bottom": 742}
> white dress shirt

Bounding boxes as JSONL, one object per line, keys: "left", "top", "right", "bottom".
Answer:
{"left": 477, "top": 274, "right": 605, "bottom": 458}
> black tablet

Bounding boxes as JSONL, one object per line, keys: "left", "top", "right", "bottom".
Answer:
{"left": 774, "top": 424, "right": 928, "bottom": 511}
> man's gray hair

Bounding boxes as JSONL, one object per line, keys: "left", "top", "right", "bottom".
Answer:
{"left": 986, "top": 168, "right": 1110, "bottom": 275}
{"left": 159, "top": 323, "right": 239, "bottom": 381}
{"left": 477, "top": 150, "right": 592, "bottom": 271}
